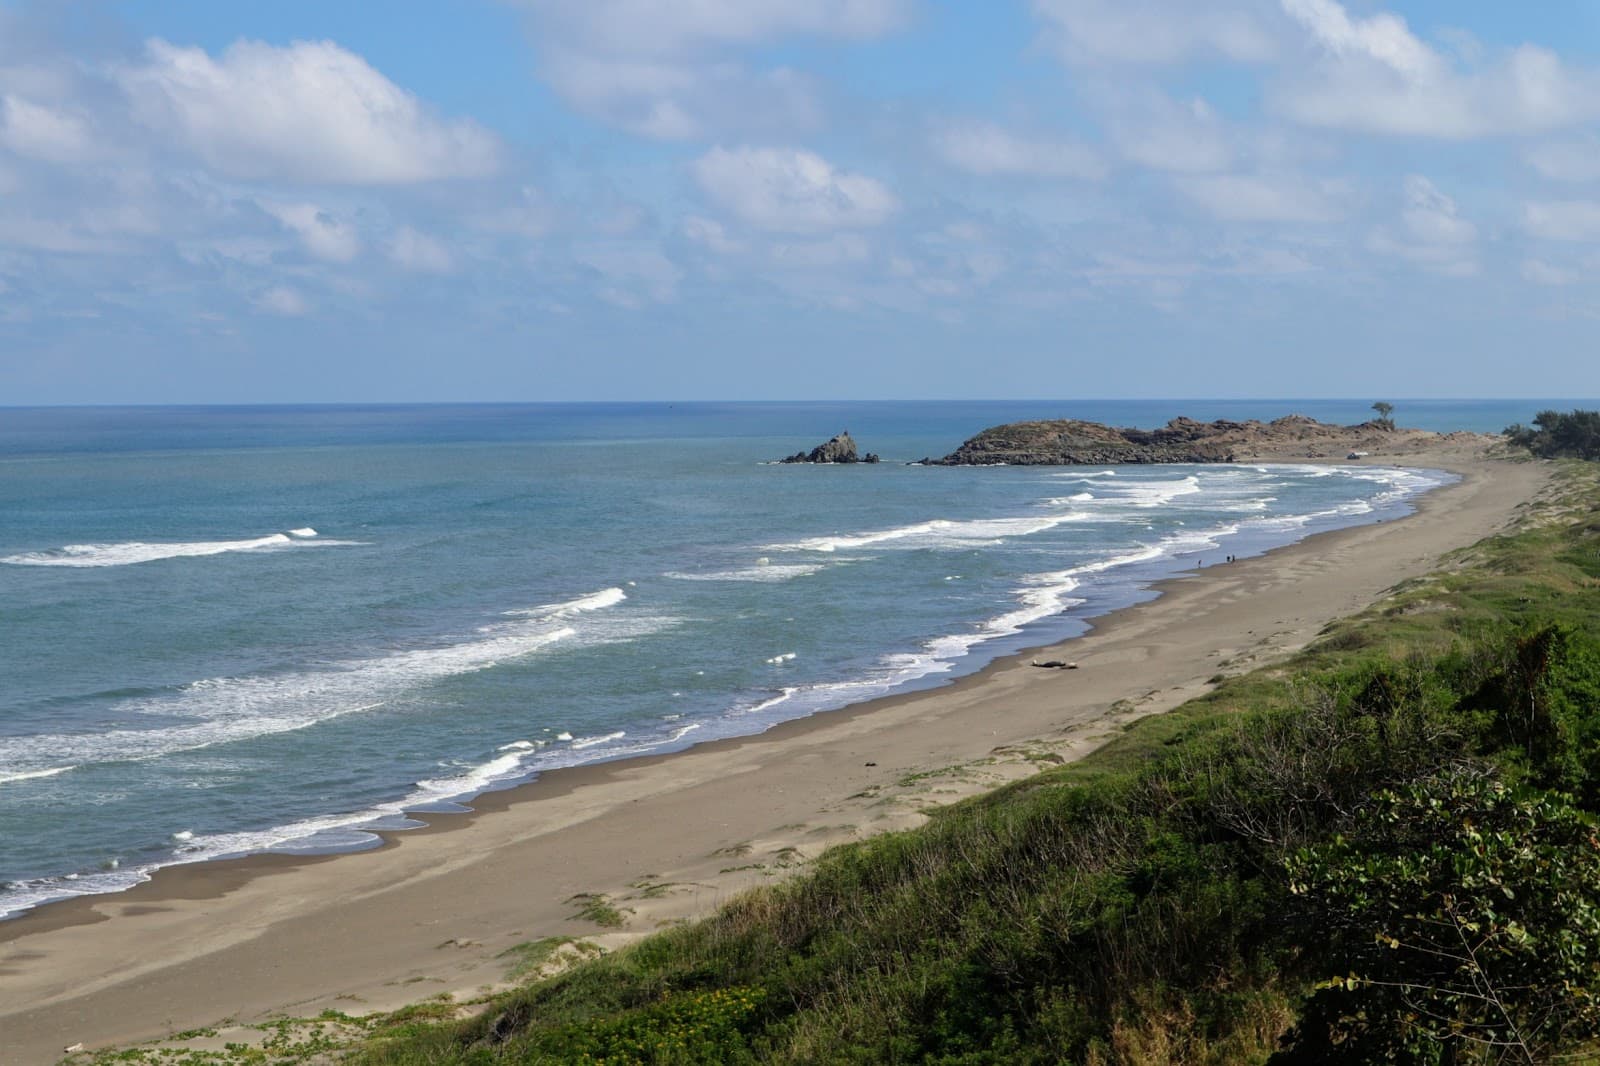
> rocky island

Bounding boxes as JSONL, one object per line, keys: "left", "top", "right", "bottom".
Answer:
{"left": 781, "top": 430, "right": 880, "bottom": 464}
{"left": 925, "top": 414, "right": 1482, "bottom": 465}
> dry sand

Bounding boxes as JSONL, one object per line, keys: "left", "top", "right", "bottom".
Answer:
{"left": 0, "top": 443, "right": 1549, "bottom": 1065}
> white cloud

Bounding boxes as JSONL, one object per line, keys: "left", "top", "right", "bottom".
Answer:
{"left": 1368, "top": 175, "right": 1477, "bottom": 275}
{"left": 1032, "top": 0, "right": 1278, "bottom": 66}
{"left": 1522, "top": 259, "right": 1577, "bottom": 286}
{"left": 255, "top": 285, "right": 309, "bottom": 315}
{"left": 769, "top": 233, "right": 872, "bottom": 268}
{"left": 1176, "top": 172, "right": 1348, "bottom": 222}
{"left": 538, "top": 55, "right": 820, "bottom": 141}
{"left": 1526, "top": 138, "right": 1600, "bottom": 182}
{"left": 931, "top": 120, "right": 1106, "bottom": 180}
{"left": 1400, "top": 175, "right": 1474, "bottom": 244}
{"left": 1230, "top": 247, "right": 1315, "bottom": 275}
{"left": 389, "top": 226, "right": 454, "bottom": 273}
{"left": 183, "top": 235, "right": 277, "bottom": 267}
{"left": 518, "top": 1, "right": 907, "bottom": 140}
{"left": 575, "top": 243, "right": 683, "bottom": 305}
{"left": 0, "top": 94, "right": 95, "bottom": 163}
{"left": 1278, "top": 0, "right": 1600, "bottom": 138}
{"left": 471, "top": 186, "right": 553, "bottom": 239}
{"left": 693, "top": 146, "right": 898, "bottom": 232}
{"left": 0, "top": 216, "right": 125, "bottom": 254}
{"left": 80, "top": 202, "right": 161, "bottom": 237}
{"left": 906, "top": 225, "right": 1009, "bottom": 288}
{"left": 682, "top": 215, "right": 742, "bottom": 254}
{"left": 521, "top": 1, "right": 908, "bottom": 56}
{"left": 1100, "top": 90, "right": 1233, "bottom": 173}
{"left": 1281, "top": 0, "right": 1440, "bottom": 80}
{"left": 120, "top": 39, "right": 500, "bottom": 183}
{"left": 1525, "top": 200, "right": 1600, "bottom": 242}
{"left": 260, "top": 201, "right": 361, "bottom": 262}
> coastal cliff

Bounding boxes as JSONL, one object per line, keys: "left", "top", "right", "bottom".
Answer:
{"left": 926, "top": 414, "right": 1473, "bottom": 465}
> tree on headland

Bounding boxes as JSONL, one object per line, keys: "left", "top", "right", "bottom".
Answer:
{"left": 1505, "top": 409, "right": 1600, "bottom": 460}
{"left": 1371, "top": 401, "right": 1395, "bottom": 430}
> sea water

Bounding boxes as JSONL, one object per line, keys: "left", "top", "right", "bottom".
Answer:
{"left": 0, "top": 400, "right": 1554, "bottom": 918}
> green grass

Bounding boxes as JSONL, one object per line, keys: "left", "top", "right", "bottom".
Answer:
{"left": 497, "top": 938, "right": 585, "bottom": 981}
{"left": 564, "top": 893, "right": 628, "bottom": 929}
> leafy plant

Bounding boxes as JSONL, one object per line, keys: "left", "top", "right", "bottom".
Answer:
{"left": 1283, "top": 769, "right": 1600, "bottom": 1064}
{"left": 516, "top": 986, "right": 766, "bottom": 1064}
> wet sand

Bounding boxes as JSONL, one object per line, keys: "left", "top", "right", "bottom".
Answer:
{"left": 0, "top": 443, "right": 1547, "bottom": 1065}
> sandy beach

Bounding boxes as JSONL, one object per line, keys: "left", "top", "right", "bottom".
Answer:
{"left": 0, "top": 443, "right": 1547, "bottom": 1065}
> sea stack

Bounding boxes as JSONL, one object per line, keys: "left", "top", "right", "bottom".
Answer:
{"left": 781, "top": 431, "right": 880, "bottom": 464}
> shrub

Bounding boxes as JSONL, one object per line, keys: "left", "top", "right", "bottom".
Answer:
{"left": 1504, "top": 410, "right": 1600, "bottom": 460}
{"left": 1281, "top": 768, "right": 1600, "bottom": 1064}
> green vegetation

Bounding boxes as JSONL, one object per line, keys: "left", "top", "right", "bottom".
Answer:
{"left": 1372, "top": 400, "right": 1395, "bottom": 430}
{"left": 1285, "top": 771, "right": 1600, "bottom": 1062}
{"left": 68, "top": 1003, "right": 465, "bottom": 1066}
{"left": 78, "top": 462, "right": 1600, "bottom": 1065}
{"left": 565, "top": 893, "right": 629, "bottom": 929}
{"left": 1505, "top": 409, "right": 1600, "bottom": 459}
{"left": 498, "top": 938, "right": 591, "bottom": 981}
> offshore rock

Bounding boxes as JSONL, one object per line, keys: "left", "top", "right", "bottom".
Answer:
{"left": 781, "top": 431, "right": 877, "bottom": 464}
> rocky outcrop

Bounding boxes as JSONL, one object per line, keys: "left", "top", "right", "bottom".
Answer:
{"left": 925, "top": 415, "right": 1438, "bottom": 465}
{"left": 927, "top": 418, "right": 1238, "bottom": 465}
{"left": 781, "top": 430, "right": 880, "bottom": 464}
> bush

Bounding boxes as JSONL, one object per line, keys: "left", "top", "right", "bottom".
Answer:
{"left": 517, "top": 986, "right": 766, "bottom": 1064}
{"left": 1476, "top": 624, "right": 1600, "bottom": 802}
{"left": 1504, "top": 410, "right": 1600, "bottom": 460}
{"left": 1280, "top": 768, "right": 1600, "bottom": 1064}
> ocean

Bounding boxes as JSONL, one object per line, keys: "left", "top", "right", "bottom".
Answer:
{"left": 0, "top": 399, "right": 1558, "bottom": 919}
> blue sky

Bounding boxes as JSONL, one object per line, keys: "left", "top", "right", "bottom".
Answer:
{"left": 3, "top": 0, "right": 1600, "bottom": 403}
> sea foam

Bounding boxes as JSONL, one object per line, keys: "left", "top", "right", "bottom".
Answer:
{"left": 0, "top": 765, "right": 76, "bottom": 785}
{"left": 1091, "top": 474, "right": 1202, "bottom": 508}
{"left": 570, "top": 730, "right": 626, "bottom": 750}
{"left": 0, "top": 586, "right": 657, "bottom": 775}
{"left": 0, "top": 706, "right": 715, "bottom": 920}
{"left": 0, "top": 529, "right": 356, "bottom": 567}
{"left": 776, "top": 510, "right": 1090, "bottom": 553}
{"left": 663, "top": 563, "right": 827, "bottom": 582}
{"left": 507, "top": 586, "right": 629, "bottom": 616}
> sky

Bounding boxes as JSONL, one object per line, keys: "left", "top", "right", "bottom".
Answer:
{"left": 2, "top": 0, "right": 1600, "bottom": 403}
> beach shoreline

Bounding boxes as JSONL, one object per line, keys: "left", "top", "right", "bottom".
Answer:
{"left": 0, "top": 442, "right": 1547, "bottom": 1064}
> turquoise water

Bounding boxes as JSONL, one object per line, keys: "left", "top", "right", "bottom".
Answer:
{"left": 0, "top": 400, "right": 1552, "bottom": 917}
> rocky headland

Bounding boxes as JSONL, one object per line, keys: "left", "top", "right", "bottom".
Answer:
{"left": 781, "top": 430, "right": 881, "bottom": 464}
{"left": 924, "top": 415, "right": 1487, "bottom": 465}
